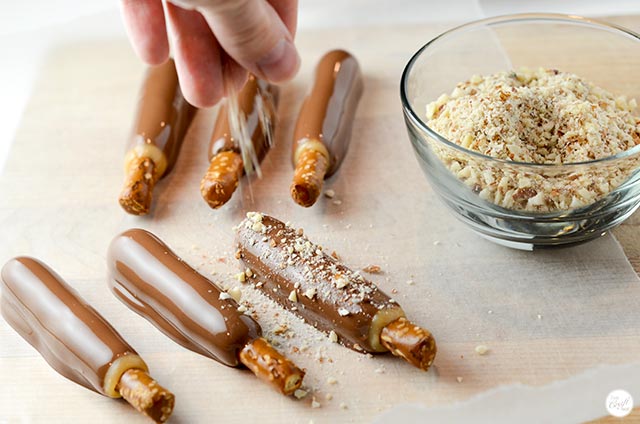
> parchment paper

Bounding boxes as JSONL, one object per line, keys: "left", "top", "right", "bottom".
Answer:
{"left": 1, "top": 20, "right": 640, "bottom": 423}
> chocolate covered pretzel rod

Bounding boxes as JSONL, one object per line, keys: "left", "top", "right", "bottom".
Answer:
{"left": 200, "top": 75, "right": 279, "bottom": 209}
{"left": 1, "top": 257, "right": 173, "bottom": 423}
{"left": 120, "top": 58, "right": 196, "bottom": 215}
{"left": 291, "top": 50, "right": 364, "bottom": 207}
{"left": 235, "top": 213, "right": 436, "bottom": 371}
{"left": 108, "top": 229, "right": 304, "bottom": 395}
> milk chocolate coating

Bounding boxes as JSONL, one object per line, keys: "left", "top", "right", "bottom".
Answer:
{"left": 107, "top": 229, "right": 261, "bottom": 367}
{"left": 292, "top": 49, "right": 363, "bottom": 176}
{"left": 208, "top": 74, "right": 279, "bottom": 162}
{"left": 1, "top": 257, "right": 140, "bottom": 395}
{"left": 235, "top": 213, "right": 398, "bottom": 352}
{"left": 128, "top": 58, "right": 196, "bottom": 173}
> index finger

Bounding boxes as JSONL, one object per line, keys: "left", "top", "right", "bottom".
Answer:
{"left": 121, "top": 0, "right": 170, "bottom": 64}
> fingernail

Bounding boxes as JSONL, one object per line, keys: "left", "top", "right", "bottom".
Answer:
{"left": 256, "top": 39, "right": 300, "bottom": 82}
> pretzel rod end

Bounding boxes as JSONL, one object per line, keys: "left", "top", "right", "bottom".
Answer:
{"left": 239, "top": 338, "right": 305, "bottom": 396}
{"left": 119, "top": 157, "right": 157, "bottom": 215}
{"left": 380, "top": 317, "right": 437, "bottom": 371}
{"left": 200, "top": 151, "right": 244, "bottom": 209}
{"left": 117, "top": 368, "right": 174, "bottom": 423}
{"left": 291, "top": 148, "right": 329, "bottom": 207}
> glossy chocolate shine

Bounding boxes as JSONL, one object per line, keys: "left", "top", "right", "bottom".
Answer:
{"left": 128, "top": 59, "right": 196, "bottom": 172}
{"left": 236, "top": 214, "right": 397, "bottom": 352}
{"left": 108, "top": 229, "right": 260, "bottom": 367}
{"left": 292, "top": 50, "right": 363, "bottom": 176}
{"left": 208, "top": 75, "right": 279, "bottom": 161}
{"left": 0, "top": 257, "right": 138, "bottom": 395}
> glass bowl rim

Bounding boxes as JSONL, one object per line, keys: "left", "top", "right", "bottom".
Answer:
{"left": 400, "top": 13, "right": 640, "bottom": 169}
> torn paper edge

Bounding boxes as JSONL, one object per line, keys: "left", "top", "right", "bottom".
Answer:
{"left": 374, "top": 361, "right": 640, "bottom": 423}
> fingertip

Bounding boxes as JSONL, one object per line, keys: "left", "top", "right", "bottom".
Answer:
{"left": 166, "top": 3, "right": 224, "bottom": 108}
{"left": 121, "top": 0, "right": 169, "bottom": 65}
{"left": 138, "top": 42, "right": 170, "bottom": 66}
{"left": 255, "top": 38, "right": 300, "bottom": 83}
{"left": 222, "top": 58, "right": 249, "bottom": 95}
{"left": 200, "top": 1, "right": 299, "bottom": 84}
{"left": 179, "top": 72, "right": 223, "bottom": 108}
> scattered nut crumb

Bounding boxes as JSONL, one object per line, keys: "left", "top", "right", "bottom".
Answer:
{"left": 273, "top": 324, "right": 288, "bottom": 335}
{"left": 325, "top": 393, "right": 333, "bottom": 401}
{"left": 332, "top": 199, "right": 342, "bottom": 205}
{"left": 245, "top": 268, "right": 253, "bottom": 278}
{"left": 339, "top": 402, "right": 348, "bottom": 410}
{"left": 294, "top": 389, "right": 308, "bottom": 399}
{"left": 475, "top": 344, "right": 489, "bottom": 355}
{"left": 331, "top": 251, "right": 340, "bottom": 260}
{"left": 311, "top": 398, "right": 321, "bottom": 408}
{"left": 487, "top": 310, "right": 493, "bottom": 314}
{"left": 304, "top": 287, "right": 317, "bottom": 299}
{"left": 324, "top": 189, "right": 335, "bottom": 198}
{"left": 237, "top": 305, "right": 247, "bottom": 313}
{"left": 228, "top": 286, "right": 242, "bottom": 302}
{"left": 219, "top": 292, "right": 233, "bottom": 301}
{"left": 234, "top": 272, "right": 246, "bottom": 283}
{"left": 406, "top": 279, "right": 415, "bottom": 286}
{"left": 537, "top": 314, "right": 542, "bottom": 320}
{"left": 335, "top": 275, "right": 349, "bottom": 289}
{"left": 362, "top": 265, "right": 383, "bottom": 274}
{"left": 247, "top": 211, "right": 263, "bottom": 222}
{"left": 329, "top": 330, "right": 338, "bottom": 343}
{"left": 327, "top": 377, "right": 337, "bottom": 385}
{"left": 456, "top": 376, "right": 464, "bottom": 383}
{"left": 337, "top": 308, "right": 350, "bottom": 316}
{"left": 433, "top": 240, "right": 441, "bottom": 246}
{"left": 288, "top": 290, "right": 298, "bottom": 302}
{"left": 374, "top": 367, "right": 385, "bottom": 374}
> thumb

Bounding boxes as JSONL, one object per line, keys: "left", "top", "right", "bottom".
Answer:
{"left": 197, "top": 0, "right": 300, "bottom": 83}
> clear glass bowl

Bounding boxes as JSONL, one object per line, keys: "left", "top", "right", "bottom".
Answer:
{"left": 401, "top": 13, "right": 640, "bottom": 249}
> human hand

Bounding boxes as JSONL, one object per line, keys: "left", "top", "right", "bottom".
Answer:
{"left": 121, "top": 0, "right": 299, "bottom": 107}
